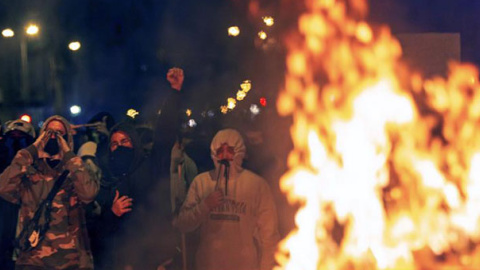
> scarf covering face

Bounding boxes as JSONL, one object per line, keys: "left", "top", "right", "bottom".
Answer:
{"left": 108, "top": 146, "right": 135, "bottom": 177}
{"left": 210, "top": 129, "right": 246, "bottom": 173}
{"left": 44, "top": 138, "right": 60, "bottom": 156}
{"left": 4, "top": 132, "right": 34, "bottom": 161}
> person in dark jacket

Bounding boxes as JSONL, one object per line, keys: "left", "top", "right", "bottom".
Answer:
{"left": 0, "top": 119, "right": 36, "bottom": 270}
{"left": 92, "top": 67, "right": 185, "bottom": 270}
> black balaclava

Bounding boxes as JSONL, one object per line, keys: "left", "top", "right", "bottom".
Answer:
{"left": 109, "top": 146, "right": 135, "bottom": 177}
{"left": 44, "top": 133, "right": 68, "bottom": 156}
{"left": 4, "top": 131, "right": 34, "bottom": 161}
{"left": 39, "top": 115, "right": 75, "bottom": 157}
{"left": 44, "top": 138, "right": 60, "bottom": 156}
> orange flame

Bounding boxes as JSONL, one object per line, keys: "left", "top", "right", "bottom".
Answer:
{"left": 276, "top": 0, "right": 480, "bottom": 269}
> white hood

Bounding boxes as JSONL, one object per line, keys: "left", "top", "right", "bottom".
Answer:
{"left": 210, "top": 129, "right": 246, "bottom": 173}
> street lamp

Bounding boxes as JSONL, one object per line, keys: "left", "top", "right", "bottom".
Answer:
{"left": 68, "top": 41, "right": 81, "bottom": 51}
{"left": 1, "top": 24, "right": 40, "bottom": 101}
{"left": 70, "top": 105, "right": 81, "bottom": 116}
{"left": 20, "top": 24, "right": 40, "bottom": 100}
{"left": 2, "top": 28, "right": 14, "bottom": 38}
{"left": 25, "top": 24, "right": 39, "bottom": 36}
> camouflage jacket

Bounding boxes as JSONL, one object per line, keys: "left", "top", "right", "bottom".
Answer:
{"left": 0, "top": 145, "right": 99, "bottom": 269}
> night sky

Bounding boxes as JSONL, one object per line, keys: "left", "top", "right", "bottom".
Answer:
{"left": 0, "top": 0, "right": 479, "bottom": 125}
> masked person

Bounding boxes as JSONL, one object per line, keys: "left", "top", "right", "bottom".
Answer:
{"left": 0, "top": 119, "right": 36, "bottom": 173}
{"left": 92, "top": 68, "right": 184, "bottom": 270}
{"left": 0, "top": 115, "right": 99, "bottom": 270}
{"left": 0, "top": 119, "right": 36, "bottom": 270}
{"left": 174, "top": 129, "right": 280, "bottom": 270}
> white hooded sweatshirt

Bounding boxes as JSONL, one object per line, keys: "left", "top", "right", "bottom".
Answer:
{"left": 175, "top": 129, "right": 280, "bottom": 270}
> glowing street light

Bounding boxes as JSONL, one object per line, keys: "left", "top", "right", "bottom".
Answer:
{"left": 25, "top": 24, "right": 39, "bottom": 36}
{"left": 68, "top": 41, "right": 81, "bottom": 51}
{"left": 236, "top": 90, "right": 246, "bottom": 101}
{"left": 188, "top": 119, "right": 197, "bottom": 128}
{"left": 220, "top": 106, "right": 229, "bottom": 114}
{"left": 241, "top": 80, "right": 252, "bottom": 92}
{"left": 186, "top": 109, "right": 192, "bottom": 117}
{"left": 70, "top": 105, "right": 82, "bottom": 116}
{"left": 258, "top": 31, "right": 267, "bottom": 40}
{"left": 263, "top": 16, "right": 274, "bottom": 26}
{"left": 2, "top": 28, "right": 14, "bottom": 38}
{"left": 250, "top": 104, "right": 260, "bottom": 115}
{"left": 228, "top": 26, "right": 240, "bottom": 37}
{"left": 227, "top": 98, "right": 237, "bottom": 110}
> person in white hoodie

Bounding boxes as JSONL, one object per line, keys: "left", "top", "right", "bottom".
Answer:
{"left": 174, "top": 128, "right": 280, "bottom": 270}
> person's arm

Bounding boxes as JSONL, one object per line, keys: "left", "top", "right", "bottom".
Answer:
{"left": 153, "top": 68, "right": 185, "bottom": 175}
{"left": 0, "top": 130, "right": 50, "bottom": 203}
{"left": 0, "top": 147, "right": 35, "bottom": 204}
{"left": 257, "top": 181, "right": 280, "bottom": 270}
{"left": 174, "top": 177, "right": 223, "bottom": 233}
{"left": 65, "top": 154, "right": 99, "bottom": 203}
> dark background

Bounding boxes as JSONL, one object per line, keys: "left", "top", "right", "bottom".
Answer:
{"left": 0, "top": 0, "right": 478, "bottom": 126}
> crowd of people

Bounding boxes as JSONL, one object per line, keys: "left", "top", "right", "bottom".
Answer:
{"left": 0, "top": 68, "right": 284, "bottom": 270}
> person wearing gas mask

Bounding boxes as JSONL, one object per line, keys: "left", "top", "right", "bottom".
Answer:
{"left": 0, "top": 119, "right": 36, "bottom": 270}
{"left": 0, "top": 115, "right": 99, "bottom": 270}
{"left": 174, "top": 128, "right": 280, "bottom": 270}
{"left": 92, "top": 68, "right": 184, "bottom": 270}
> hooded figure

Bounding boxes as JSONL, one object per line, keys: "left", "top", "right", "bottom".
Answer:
{"left": 0, "top": 115, "right": 99, "bottom": 270}
{"left": 93, "top": 121, "right": 177, "bottom": 270}
{"left": 0, "top": 119, "right": 36, "bottom": 172}
{"left": 175, "top": 129, "right": 280, "bottom": 270}
{"left": 0, "top": 119, "right": 36, "bottom": 270}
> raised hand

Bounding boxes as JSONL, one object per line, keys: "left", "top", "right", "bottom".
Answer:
{"left": 33, "top": 130, "right": 52, "bottom": 152}
{"left": 166, "top": 67, "right": 184, "bottom": 91}
{"left": 95, "top": 116, "right": 110, "bottom": 137}
{"left": 112, "top": 190, "right": 133, "bottom": 217}
{"left": 204, "top": 190, "right": 224, "bottom": 210}
{"left": 57, "top": 133, "right": 71, "bottom": 153}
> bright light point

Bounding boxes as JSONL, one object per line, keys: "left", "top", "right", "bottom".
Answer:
{"left": 227, "top": 98, "right": 237, "bottom": 110}
{"left": 70, "top": 105, "right": 82, "bottom": 115}
{"left": 2, "top": 28, "right": 14, "bottom": 38}
{"left": 188, "top": 119, "right": 197, "bottom": 128}
{"left": 186, "top": 109, "right": 192, "bottom": 117}
{"left": 258, "top": 31, "right": 267, "bottom": 40}
{"left": 236, "top": 90, "right": 246, "bottom": 101}
{"left": 263, "top": 16, "right": 274, "bottom": 26}
{"left": 220, "top": 106, "right": 228, "bottom": 114}
{"left": 228, "top": 26, "right": 240, "bottom": 37}
{"left": 25, "top": 24, "right": 39, "bottom": 36}
{"left": 250, "top": 104, "right": 260, "bottom": 115}
{"left": 260, "top": 97, "right": 267, "bottom": 107}
{"left": 20, "top": 114, "right": 32, "bottom": 123}
{"left": 68, "top": 41, "right": 81, "bottom": 51}
{"left": 127, "top": 109, "right": 139, "bottom": 118}
{"left": 241, "top": 80, "right": 252, "bottom": 92}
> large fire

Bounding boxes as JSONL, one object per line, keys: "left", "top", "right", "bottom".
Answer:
{"left": 275, "top": 0, "right": 480, "bottom": 269}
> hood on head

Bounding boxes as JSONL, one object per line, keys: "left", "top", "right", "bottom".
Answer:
{"left": 108, "top": 121, "right": 145, "bottom": 174}
{"left": 40, "top": 115, "right": 74, "bottom": 150}
{"left": 4, "top": 119, "right": 36, "bottom": 138}
{"left": 210, "top": 129, "right": 246, "bottom": 171}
